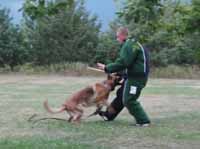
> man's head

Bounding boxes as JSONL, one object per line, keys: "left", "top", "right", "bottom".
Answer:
{"left": 116, "top": 27, "right": 129, "bottom": 43}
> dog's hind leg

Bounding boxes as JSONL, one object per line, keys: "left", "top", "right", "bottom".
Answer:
{"left": 72, "top": 107, "right": 83, "bottom": 123}
{"left": 66, "top": 111, "right": 74, "bottom": 122}
{"left": 68, "top": 116, "right": 73, "bottom": 122}
{"left": 72, "top": 114, "right": 82, "bottom": 123}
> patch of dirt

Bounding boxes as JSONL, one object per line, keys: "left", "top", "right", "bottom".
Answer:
{"left": 140, "top": 94, "right": 200, "bottom": 117}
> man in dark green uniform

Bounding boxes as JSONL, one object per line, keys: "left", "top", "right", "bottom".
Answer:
{"left": 97, "top": 27, "right": 150, "bottom": 126}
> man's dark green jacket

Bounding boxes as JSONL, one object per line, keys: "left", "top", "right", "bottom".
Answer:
{"left": 105, "top": 38, "right": 150, "bottom": 87}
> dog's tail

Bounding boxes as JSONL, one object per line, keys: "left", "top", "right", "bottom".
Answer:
{"left": 44, "top": 100, "right": 66, "bottom": 114}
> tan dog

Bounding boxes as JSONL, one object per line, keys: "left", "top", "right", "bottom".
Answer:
{"left": 44, "top": 75, "right": 119, "bottom": 123}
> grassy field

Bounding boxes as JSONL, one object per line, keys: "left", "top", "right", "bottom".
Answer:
{"left": 0, "top": 75, "right": 200, "bottom": 149}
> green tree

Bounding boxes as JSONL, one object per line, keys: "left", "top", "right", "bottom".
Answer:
{"left": 115, "top": 0, "right": 199, "bottom": 66}
{"left": 184, "top": 0, "right": 200, "bottom": 63}
{"left": 116, "top": 0, "right": 163, "bottom": 42}
{"left": 21, "top": 0, "right": 75, "bottom": 20}
{"left": 22, "top": 0, "right": 101, "bottom": 65}
{"left": 0, "top": 7, "right": 27, "bottom": 70}
{"left": 147, "top": 1, "right": 194, "bottom": 66}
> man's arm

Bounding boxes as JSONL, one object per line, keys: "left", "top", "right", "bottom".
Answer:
{"left": 105, "top": 42, "right": 138, "bottom": 73}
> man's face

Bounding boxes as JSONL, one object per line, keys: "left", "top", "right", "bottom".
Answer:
{"left": 116, "top": 31, "right": 127, "bottom": 44}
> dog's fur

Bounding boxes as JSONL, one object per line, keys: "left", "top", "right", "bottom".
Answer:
{"left": 44, "top": 75, "right": 119, "bottom": 123}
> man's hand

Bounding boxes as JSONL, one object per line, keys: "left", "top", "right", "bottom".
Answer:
{"left": 97, "top": 63, "right": 105, "bottom": 71}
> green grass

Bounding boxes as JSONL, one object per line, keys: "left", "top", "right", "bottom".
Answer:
{"left": 0, "top": 75, "right": 200, "bottom": 149}
{"left": 0, "top": 137, "right": 106, "bottom": 149}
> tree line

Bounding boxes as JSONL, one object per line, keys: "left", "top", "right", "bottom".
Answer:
{"left": 0, "top": 0, "right": 199, "bottom": 71}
